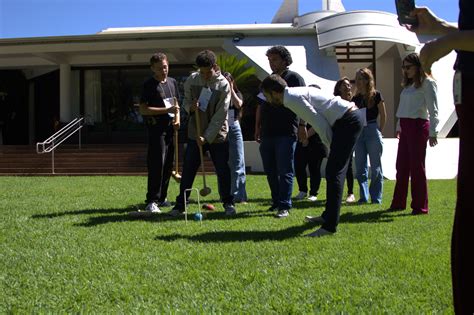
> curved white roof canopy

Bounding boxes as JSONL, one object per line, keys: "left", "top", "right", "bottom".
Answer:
{"left": 315, "top": 10, "right": 420, "bottom": 49}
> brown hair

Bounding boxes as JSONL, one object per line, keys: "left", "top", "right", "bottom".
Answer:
{"left": 333, "top": 76, "right": 350, "bottom": 96}
{"left": 149, "top": 52, "right": 168, "bottom": 66}
{"left": 401, "top": 53, "right": 427, "bottom": 89}
{"left": 260, "top": 74, "right": 288, "bottom": 94}
{"left": 223, "top": 71, "right": 240, "bottom": 94}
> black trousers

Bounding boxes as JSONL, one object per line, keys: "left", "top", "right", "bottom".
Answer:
{"left": 321, "top": 109, "right": 364, "bottom": 232}
{"left": 174, "top": 140, "right": 233, "bottom": 208}
{"left": 146, "top": 125, "right": 174, "bottom": 204}
{"left": 452, "top": 72, "right": 474, "bottom": 314}
{"left": 294, "top": 137, "right": 327, "bottom": 196}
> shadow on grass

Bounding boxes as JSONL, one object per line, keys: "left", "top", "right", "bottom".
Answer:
{"left": 155, "top": 224, "right": 312, "bottom": 242}
{"left": 31, "top": 202, "right": 407, "bottom": 229}
{"left": 31, "top": 206, "right": 137, "bottom": 219}
{"left": 73, "top": 209, "right": 275, "bottom": 227}
{"left": 155, "top": 209, "right": 406, "bottom": 243}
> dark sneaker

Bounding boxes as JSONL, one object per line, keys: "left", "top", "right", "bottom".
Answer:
{"left": 159, "top": 199, "right": 171, "bottom": 207}
{"left": 306, "top": 228, "right": 334, "bottom": 237}
{"left": 224, "top": 204, "right": 236, "bottom": 216}
{"left": 267, "top": 205, "right": 278, "bottom": 212}
{"left": 168, "top": 205, "right": 184, "bottom": 217}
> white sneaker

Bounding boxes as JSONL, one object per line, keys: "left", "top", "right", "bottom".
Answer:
{"left": 144, "top": 202, "right": 161, "bottom": 213}
{"left": 307, "top": 195, "right": 318, "bottom": 202}
{"left": 274, "top": 210, "right": 289, "bottom": 218}
{"left": 346, "top": 194, "right": 356, "bottom": 203}
{"left": 294, "top": 191, "right": 308, "bottom": 200}
{"left": 304, "top": 215, "right": 325, "bottom": 223}
{"left": 306, "top": 228, "right": 334, "bottom": 237}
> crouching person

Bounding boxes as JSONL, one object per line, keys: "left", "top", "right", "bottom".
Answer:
{"left": 260, "top": 74, "right": 364, "bottom": 237}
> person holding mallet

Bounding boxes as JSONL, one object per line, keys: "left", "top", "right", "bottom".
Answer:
{"left": 169, "top": 50, "right": 236, "bottom": 217}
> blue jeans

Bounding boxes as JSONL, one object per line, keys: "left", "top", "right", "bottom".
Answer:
{"left": 259, "top": 136, "right": 297, "bottom": 210}
{"left": 175, "top": 140, "right": 233, "bottom": 208}
{"left": 228, "top": 121, "right": 248, "bottom": 202}
{"left": 354, "top": 121, "right": 384, "bottom": 203}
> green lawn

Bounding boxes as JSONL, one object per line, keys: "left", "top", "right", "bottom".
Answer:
{"left": 0, "top": 176, "right": 455, "bottom": 313}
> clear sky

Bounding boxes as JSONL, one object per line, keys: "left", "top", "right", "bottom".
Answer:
{"left": 0, "top": 0, "right": 458, "bottom": 39}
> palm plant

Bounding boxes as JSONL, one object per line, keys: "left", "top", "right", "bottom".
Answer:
{"left": 217, "top": 53, "right": 261, "bottom": 140}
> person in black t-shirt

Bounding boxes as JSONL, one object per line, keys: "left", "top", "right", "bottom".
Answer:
{"left": 407, "top": 3, "right": 474, "bottom": 313}
{"left": 139, "top": 53, "right": 180, "bottom": 213}
{"left": 353, "top": 68, "right": 387, "bottom": 204}
{"left": 255, "top": 46, "right": 305, "bottom": 218}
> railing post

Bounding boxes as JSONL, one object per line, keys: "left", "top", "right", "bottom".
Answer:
{"left": 79, "top": 126, "right": 82, "bottom": 150}
{"left": 52, "top": 140, "right": 55, "bottom": 174}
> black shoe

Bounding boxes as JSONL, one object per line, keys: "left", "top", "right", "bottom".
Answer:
{"left": 159, "top": 199, "right": 171, "bottom": 207}
{"left": 267, "top": 205, "right": 278, "bottom": 212}
{"left": 168, "top": 205, "right": 184, "bottom": 217}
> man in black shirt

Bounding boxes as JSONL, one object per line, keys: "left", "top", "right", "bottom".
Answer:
{"left": 255, "top": 46, "right": 305, "bottom": 218}
{"left": 140, "top": 53, "right": 180, "bottom": 213}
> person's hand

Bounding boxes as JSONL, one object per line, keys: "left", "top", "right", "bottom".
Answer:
{"left": 298, "top": 125, "right": 308, "bottom": 142}
{"left": 190, "top": 100, "right": 199, "bottom": 112}
{"left": 173, "top": 121, "right": 180, "bottom": 131}
{"left": 429, "top": 136, "right": 438, "bottom": 147}
{"left": 197, "top": 136, "right": 206, "bottom": 146}
{"left": 254, "top": 128, "right": 261, "bottom": 143}
{"left": 407, "top": 7, "right": 445, "bottom": 35}
{"left": 167, "top": 103, "right": 180, "bottom": 114}
{"left": 396, "top": 131, "right": 401, "bottom": 139}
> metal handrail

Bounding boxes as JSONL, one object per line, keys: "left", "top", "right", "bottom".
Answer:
{"left": 36, "top": 117, "right": 84, "bottom": 174}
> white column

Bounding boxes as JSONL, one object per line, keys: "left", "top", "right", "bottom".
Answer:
{"left": 59, "top": 63, "right": 72, "bottom": 122}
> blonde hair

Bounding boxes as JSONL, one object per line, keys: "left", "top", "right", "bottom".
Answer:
{"left": 355, "top": 68, "right": 376, "bottom": 108}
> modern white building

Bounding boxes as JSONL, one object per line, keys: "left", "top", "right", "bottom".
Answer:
{"left": 0, "top": 0, "right": 458, "bottom": 178}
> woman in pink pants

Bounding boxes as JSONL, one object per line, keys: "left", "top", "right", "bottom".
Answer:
{"left": 389, "top": 53, "right": 439, "bottom": 215}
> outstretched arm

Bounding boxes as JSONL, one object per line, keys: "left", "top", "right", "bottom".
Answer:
{"left": 407, "top": 7, "right": 474, "bottom": 73}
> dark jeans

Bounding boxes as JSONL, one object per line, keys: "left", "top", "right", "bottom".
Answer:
{"left": 146, "top": 125, "right": 174, "bottom": 204}
{"left": 321, "top": 109, "right": 364, "bottom": 232}
{"left": 259, "top": 135, "right": 297, "bottom": 210}
{"left": 294, "top": 137, "right": 327, "bottom": 196}
{"left": 174, "top": 140, "right": 233, "bottom": 208}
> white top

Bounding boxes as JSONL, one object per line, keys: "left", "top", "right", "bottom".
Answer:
{"left": 283, "top": 86, "right": 354, "bottom": 147}
{"left": 396, "top": 77, "right": 439, "bottom": 137}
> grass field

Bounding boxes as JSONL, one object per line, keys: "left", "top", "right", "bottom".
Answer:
{"left": 0, "top": 175, "right": 456, "bottom": 313}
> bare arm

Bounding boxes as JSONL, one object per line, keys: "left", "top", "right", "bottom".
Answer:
{"left": 230, "top": 83, "right": 243, "bottom": 109}
{"left": 407, "top": 7, "right": 474, "bottom": 73}
{"left": 377, "top": 100, "right": 387, "bottom": 132}
{"left": 420, "top": 30, "right": 474, "bottom": 73}
{"left": 139, "top": 103, "right": 177, "bottom": 116}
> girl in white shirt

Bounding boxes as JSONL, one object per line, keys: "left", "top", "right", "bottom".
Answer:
{"left": 389, "top": 53, "right": 439, "bottom": 215}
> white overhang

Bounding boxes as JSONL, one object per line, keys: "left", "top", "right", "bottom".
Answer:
{"left": 0, "top": 23, "right": 312, "bottom": 68}
{"left": 315, "top": 10, "right": 420, "bottom": 49}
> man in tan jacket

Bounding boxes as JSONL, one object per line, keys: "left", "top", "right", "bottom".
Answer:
{"left": 169, "top": 50, "right": 236, "bottom": 216}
